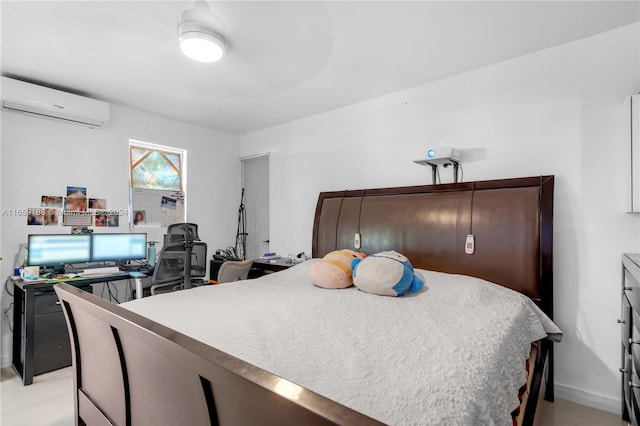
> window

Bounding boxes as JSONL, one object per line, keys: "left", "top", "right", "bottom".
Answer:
{"left": 129, "top": 140, "right": 186, "bottom": 226}
{"left": 130, "top": 145, "right": 182, "bottom": 191}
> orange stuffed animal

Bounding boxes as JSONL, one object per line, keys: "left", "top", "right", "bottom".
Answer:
{"left": 308, "top": 249, "right": 366, "bottom": 289}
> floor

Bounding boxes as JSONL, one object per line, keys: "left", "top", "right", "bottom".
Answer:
{"left": 0, "top": 366, "right": 627, "bottom": 426}
{"left": 1, "top": 367, "right": 74, "bottom": 426}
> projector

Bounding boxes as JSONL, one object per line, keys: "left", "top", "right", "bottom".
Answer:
{"left": 413, "top": 146, "right": 461, "bottom": 166}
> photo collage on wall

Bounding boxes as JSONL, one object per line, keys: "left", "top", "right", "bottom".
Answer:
{"left": 27, "top": 185, "right": 119, "bottom": 228}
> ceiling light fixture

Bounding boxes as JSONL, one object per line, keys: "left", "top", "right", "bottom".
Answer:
{"left": 178, "top": 0, "right": 226, "bottom": 63}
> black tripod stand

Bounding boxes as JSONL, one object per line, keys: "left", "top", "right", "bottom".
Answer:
{"left": 235, "top": 188, "right": 248, "bottom": 260}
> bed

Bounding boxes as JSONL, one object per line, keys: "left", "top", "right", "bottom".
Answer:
{"left": 54, "top": 175, "right": 560, "bottom": 426}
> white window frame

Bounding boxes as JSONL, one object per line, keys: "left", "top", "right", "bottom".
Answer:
{"left": 128, "top": 139, "right": 187, "bottom": 226}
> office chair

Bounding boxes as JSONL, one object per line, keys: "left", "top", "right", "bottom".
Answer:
{"left": 214, "top": 259, "right": 254, "bottom": 284}
{"left": 149, "top": 223, "right": 207, "bottom": 296}
{"left": 150, "top": 247, "right": 186, "bottom": 295}
{"left": 165, "top": 222, "right": 200, "bottom": 245}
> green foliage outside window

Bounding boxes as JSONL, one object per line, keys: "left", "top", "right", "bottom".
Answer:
{"left": 130, "top": 146, "right": 182, "bottom": 191}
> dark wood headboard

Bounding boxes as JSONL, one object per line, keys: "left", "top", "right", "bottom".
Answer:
{"left": 312, "top": 175, "right": 554, "bottom": 319}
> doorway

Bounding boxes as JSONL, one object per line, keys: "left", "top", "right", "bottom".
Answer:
{"left": 241, "top": 154, "right": 269, "bottom": 260}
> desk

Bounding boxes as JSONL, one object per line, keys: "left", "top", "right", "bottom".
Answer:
{"left": 11, "top": 273, "right": 132, "bottom": 385}
{"left": 209, "top": 258, "right": 298, "bottom": 282}
{"left": 250, "top": 258, "right": 296, "bottom": 276}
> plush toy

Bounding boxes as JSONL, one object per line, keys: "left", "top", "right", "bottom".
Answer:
{"left": 308, "top": 249, "right": 366, "bottom": 289}
{"left": 351, "top": 250, "right": 424, "bottom": 296}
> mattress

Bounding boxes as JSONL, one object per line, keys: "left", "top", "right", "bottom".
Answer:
{"left": 122, "top": 260, "right": 562, "bottom": 425}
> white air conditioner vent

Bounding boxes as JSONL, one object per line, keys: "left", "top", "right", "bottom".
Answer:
{"left": 1, "top": 76, "right": 110, "bottom": 128}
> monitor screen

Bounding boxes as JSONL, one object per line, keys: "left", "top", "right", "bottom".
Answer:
{"left": 91, "top": 233, "right": 147, "bottom": 262}
{"left": 27, "top": 234, "right": 92, "bottom": 266}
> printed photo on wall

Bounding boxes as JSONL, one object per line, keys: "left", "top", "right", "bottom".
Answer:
{"left": 108, "top": 214, "right": 119, "bottom": 227}
{"left": 66, "top": 186, "right": 87, "bottom": 199}
{"left": 94, "top": 212, "right": 108, "bottom": 227}
{"left": 41, "top": 195, "right": 63, "bottom": 208}
{"left": 161, "top": 196, "right": 177, "bottom": 209}
{"left": 27, "top": 209, "right": 44, "bottom": 226}
{"left": 44, "top": 208, "right": 59, "bottom": 226}
{"left": 133, "top": 210, "right": 146, "bottom": 225}
{"left": 89, "top": 198, "right": 107, "bottom": 210}
{"left": 65, "top": 197, "right": 88, "bottom": 211}
{"left": 161, "top": 196, "right": 169, "bottom": 208}
{"left": 66, "top": 186, "right": 88, "bottom": 211}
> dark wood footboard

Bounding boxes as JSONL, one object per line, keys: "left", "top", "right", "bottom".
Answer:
{"left": 54, "top": 283, "right": 382, "bottom": 426}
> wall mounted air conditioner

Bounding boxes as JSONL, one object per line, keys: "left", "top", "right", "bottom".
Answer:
{"left": 1, "top": 76, "right": 110, "bottom": 128}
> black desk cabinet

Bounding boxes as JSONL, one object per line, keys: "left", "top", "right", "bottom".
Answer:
{"left": 12, "top": 280, "right": 93, "bottom": 385}
{"left": 622, "top": 253, "right": 640, "bottom": 425}
{"left": 11, "top": 275, "right": 130, "bottom": 385}
{"left": 31, "top": 290, "right": 73, "bottom": 376}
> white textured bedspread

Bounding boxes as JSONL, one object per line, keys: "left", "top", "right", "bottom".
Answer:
{"left": 122, "top": 260, "right": 561, "bottom": 425}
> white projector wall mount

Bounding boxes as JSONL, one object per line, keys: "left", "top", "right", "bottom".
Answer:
{"left": 413, "top": 147, "right": 461, "bottom": 185}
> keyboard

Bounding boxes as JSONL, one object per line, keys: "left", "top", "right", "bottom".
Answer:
{"left": 81, "top": 266, "right": 122, "bottom": 276}
{"left": 122, "top": 265, "right": 152, "bottom": 273}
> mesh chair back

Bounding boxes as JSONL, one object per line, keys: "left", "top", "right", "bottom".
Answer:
{"left": 190, "top": 242, "right": 207, "bottom": 278}
{"left": 163, "top": 242, "right": 207, "bottom": 278}
{"left": 153, "top": 249, "right": 186, "bottom": 285}
{"left": 166, "top": 223, "right": 200, "bottom": 243}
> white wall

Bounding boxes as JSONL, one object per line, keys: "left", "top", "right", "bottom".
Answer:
{"left": 0, "top": 103, "right": 241, "bottom": 367}
{"left": 239, "top": 24, "right": 640, "bottom": 412}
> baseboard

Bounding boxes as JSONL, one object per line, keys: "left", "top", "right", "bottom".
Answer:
{"left": 554, "top": 383, "right": 621, "bottom": 415}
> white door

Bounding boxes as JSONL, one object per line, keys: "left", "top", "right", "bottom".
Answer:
{"left": 242, "top": 155, "right": 269, "bottom": 260}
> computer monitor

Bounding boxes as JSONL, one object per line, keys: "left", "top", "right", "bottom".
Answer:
{"left": 91, "top": 233, "right": 147, "bottom": 262}
{"left": 27, "top": 234, "right": 92, "bottom": 268}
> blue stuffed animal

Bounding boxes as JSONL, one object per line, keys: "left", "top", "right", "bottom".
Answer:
{"left": 351, "top": 250, "right": 424, "bottom": 296}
